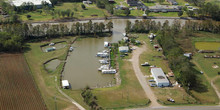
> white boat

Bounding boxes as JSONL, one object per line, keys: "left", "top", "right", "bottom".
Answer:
{"left": 98, "top": 65, "right": 109, "bottom": 71}
{"left": 96, "top": 52, "right": 109, "bottom": 58}
{"left": 104, "top": 42, "right": 109, "bottom": 47}
{"left": 99, "top": 59, "right": 109, "bottom": 64}
{"left": 123, "top": 33, "right": 127, "bottom": 37}
{"left": 102, "top": 69, "right": 117, "bottom": 74}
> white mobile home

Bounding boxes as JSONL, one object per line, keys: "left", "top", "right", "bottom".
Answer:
{"left": 119, "top": 46, "right": 129, "bottom": 53}
{"left": 151, "top": 68, "right": 170, "bottom": 87}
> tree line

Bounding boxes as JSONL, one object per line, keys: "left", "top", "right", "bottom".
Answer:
{"left": 125, "top": 19, "right": 220, "bottom": 91}
{"left": 125, "top": 19, "right": 220, "bottom": 34}
{"left": 0, "top": 20, "right": 113, "bottom": 51}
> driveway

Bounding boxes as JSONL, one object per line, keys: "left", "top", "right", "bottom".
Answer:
{"left": 129, "top": 43, "right": 163, "bottom": 108}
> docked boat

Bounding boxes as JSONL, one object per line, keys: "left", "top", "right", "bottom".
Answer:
{"left": 96, "top": 52, "right": 109, "bottom": 58}
{"left": 102, "top": 69, "right": 117, "bottom": 74}
{"left": 99, "top": 59, "right": 109, "bottom": 64}
{"left": 98, "top": 65, "right": 110, "bottom": 71}
{"left": 104, "top": 42, "right": 109, "bottom": 47}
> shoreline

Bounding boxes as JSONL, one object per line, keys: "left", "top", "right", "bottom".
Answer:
{"left": 24, "top": 16, "right": 198, "bottom": 24}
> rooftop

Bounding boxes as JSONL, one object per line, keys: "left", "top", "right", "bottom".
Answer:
{"left": 151, "top": 68, "right": 169, "bottom": 83}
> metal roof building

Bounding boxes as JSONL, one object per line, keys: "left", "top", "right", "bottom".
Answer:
{"left": 9, "top": 0, "right": 52, "bottom": 7}
{"left": 151, "top": 68, "right": 170, "bottom": 87}
{"left": 119, "top": 46, "right": 129, "bottom": 53}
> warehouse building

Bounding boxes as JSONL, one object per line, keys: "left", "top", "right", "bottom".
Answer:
{"left": 151, "top": 68, "right": 170, "bottom": 87}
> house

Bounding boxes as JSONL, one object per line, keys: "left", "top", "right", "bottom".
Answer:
{"left": 126, "top": 0, "right": 139, "bottom": 6}
{"left": 166, "top": 0, "right": 178, "bottom": 5}
{"left": 9, "top": 0, "right": 52, "bottom": 8}
{"left": 62, "top": 80, "right": 70, "bottom": 89}
{"left": 151, "top": 68, "right": 170, "bottom": 87}
{"left": 119, "top": 46, "right": 129, "bottom": 53}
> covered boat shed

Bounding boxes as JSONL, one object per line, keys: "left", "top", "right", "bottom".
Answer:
{"left": 151, "top": 68, "right": 170, "bottom": 87}
{"left": 62, "top": 80, "right": 70, "bottom": 89}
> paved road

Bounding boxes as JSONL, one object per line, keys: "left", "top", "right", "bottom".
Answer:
{"left": 129, "top": 43, "right": 162, "bottom": 108}
{"left": 128, "top": 105, "right": 220, "bottom": 110}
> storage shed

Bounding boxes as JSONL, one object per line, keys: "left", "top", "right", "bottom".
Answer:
{"left": 62, "top": 80, "right": 70, "bottom": 89}
{"left": 119, "top": 46, "right": 129, "bottom": 53}
{"left": 45, "top": 47, "right": 56, "bottom": 52}
{"left": 151, "top": 68, "right": 170, "bottom": 87}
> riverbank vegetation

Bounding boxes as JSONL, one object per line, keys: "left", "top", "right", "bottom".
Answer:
{"left": 126, "top": 19, "right": 220, "bottom": 104}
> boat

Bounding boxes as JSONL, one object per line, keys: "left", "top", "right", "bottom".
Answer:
{"left": 104, "top": 42, "right": 109, "bottom": 47}
{"left": 123, "top": 33, "right": 127, "bottom": 37}
{"left": 98, "top": 65, "right": 109, "bottom": 71}
{"left": 99, "top": 59, "right": 109, "bottom": 64}
{"left": 96, "top": 52, "right": 109, "bottom": 58}
{"left": 69, "top": 47, "right": 73, "bottom": 52}
{"left": 141, "top": 62, "right": 150, "bottom": 66}
{"left": 102, "top": 69, "right": 117, "bottom": 74}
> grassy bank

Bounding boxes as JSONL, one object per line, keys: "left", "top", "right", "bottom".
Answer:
{"left": 24, "top": 37, "right": 89, "bottom": 110}
{"left": 214, "top": 78, "right": 220, "bottom": 92}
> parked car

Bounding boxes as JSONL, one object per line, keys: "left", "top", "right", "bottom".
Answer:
{"left": 149, "top": 79, "right": 155, "bottom": 82}
{"left": 150, "top": 83, "right": 157, "bottom": 87}
{"left": 167, "top": 98, "right": 175, "bottom": 102}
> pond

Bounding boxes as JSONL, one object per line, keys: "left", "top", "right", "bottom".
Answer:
{"left": 195, "top": 42, "right": 220, "bottom": 51}
{"left": 45, "top": 59, "right": 61, "bottom": 72}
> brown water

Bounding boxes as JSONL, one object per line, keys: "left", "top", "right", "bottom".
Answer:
{"left": 45, "top": 59, "right": 61, "bottom": 71}
{"left": 32, "top": 19, "right": 187, "bottom": 90}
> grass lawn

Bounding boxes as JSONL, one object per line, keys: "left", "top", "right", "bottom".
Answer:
{"left": 190, "top": 73, "right": 219, "bottom": 104}
{"left": 143, "top": 2, "right": 156, "bottom": 6}
{"left": 176, "top": 0, "right": 188, "bottom": 6}
{"left": 136, "top": 34, "right": 197, "bottom": 105}
{"left": 195, "top": 42, "right": 220, "bottom": 51}
{"left": 92, "top": 54, "right": 149, "bottom": 109}
{"left": 24, "top": 37, "right": 90, "bottom": 110}
{"left": 130, "top": 10, "right": 144, "bottom": 16}
{"left": 148, "top": 12, "right": 187, "bottom": 17}
{"left": 214, "top": 78, "right": 220, "bottom": 92}
{"left": 19, "top": 2, "right": 109, "bottom": 21}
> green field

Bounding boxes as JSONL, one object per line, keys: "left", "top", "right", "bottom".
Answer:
{"left": 20, "top": 2, "right": 109, "bottom": 21}
{"left": 214, "top": 78, "right": 220, "bottom": 92}
{"left": 195, "top": 42, "right": 220, "bottom": 50}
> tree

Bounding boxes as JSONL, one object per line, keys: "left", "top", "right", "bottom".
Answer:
{"left": 106, "top": 21, "right": 113, "bottom": 32}
{"left": 81, "top": 4, "right": 86, "bottom": 10}
{"left": 145, "top": 10, "right": 150, "bottom": 16}
{"left": 124, "top": 8, "right": 130, "bottom": 16}
{"left": 178, "top": 11, "right": 183, "bottom": 17}
{"left": 99, "top": 22, "right": 105, "bottom": 33}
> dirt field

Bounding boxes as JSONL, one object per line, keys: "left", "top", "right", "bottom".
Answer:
{"left": 0, "top": 54, "right": 46, "bottom": 110}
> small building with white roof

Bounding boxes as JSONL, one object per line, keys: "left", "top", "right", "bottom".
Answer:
{"left": 119, "top": 46, "right": 129, "bottom": 53}
{"left": 62, "top": 80, "right": 70, "bottom": 89}
{"left": 151, "top": 68, "right": 170, "bottom": 87}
